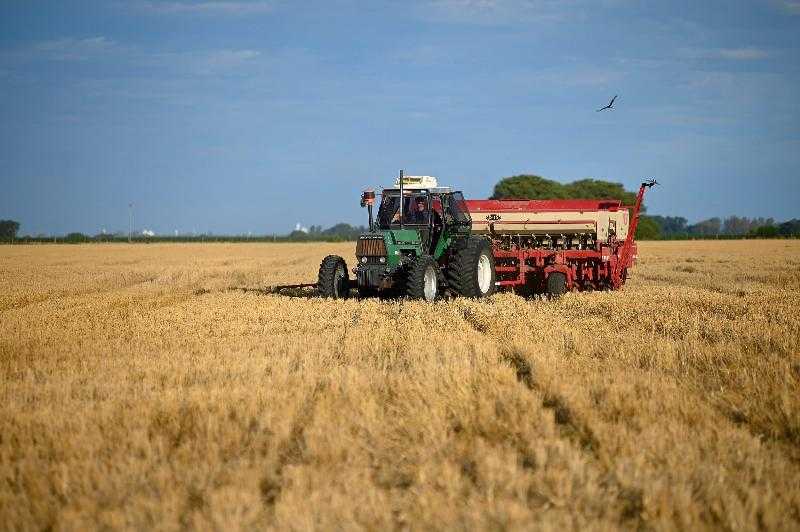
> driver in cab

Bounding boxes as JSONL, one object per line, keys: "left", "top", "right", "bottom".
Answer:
{"left": 392, "top": 196, "right": 429, "bottom": 225}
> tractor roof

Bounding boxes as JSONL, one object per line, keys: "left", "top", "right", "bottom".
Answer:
{"left": 393, "top": 175, "right": 438, "bottom": 189}
{"left": 382, "top": 187, "right": 454, "bottom": 194}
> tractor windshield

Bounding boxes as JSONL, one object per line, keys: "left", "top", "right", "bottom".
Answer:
{"left": 445, "top": 192, "right": 471, "bottom": 225}
{"left": 377, "top": 192, "right": 430, "bottom": 228}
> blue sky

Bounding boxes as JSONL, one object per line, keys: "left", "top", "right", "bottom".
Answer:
{"left": 1, "top": 0, "right": 798, "bottom": 235}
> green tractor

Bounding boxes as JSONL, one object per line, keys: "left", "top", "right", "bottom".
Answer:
{"left": 318, "top": 173, "right": 496, "bottom": 301}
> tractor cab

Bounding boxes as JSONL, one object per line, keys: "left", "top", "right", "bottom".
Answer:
{"left": 374, "top": 176, "right": 471, "bottom": 256}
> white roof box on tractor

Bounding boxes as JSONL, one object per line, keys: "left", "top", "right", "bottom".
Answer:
{"left": 393, "top": 175, "right": 438, "bottom": 189}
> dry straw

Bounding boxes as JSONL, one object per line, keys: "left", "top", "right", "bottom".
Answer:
{"left": 1, "top": 240, "right": 798, "bottom": 529}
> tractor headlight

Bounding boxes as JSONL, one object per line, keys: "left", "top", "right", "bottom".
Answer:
{"left": 379, "top": 257, "right": 386, "bottom": 263}
{"left": 361, "top": 256, "right": 367, "bottom": 263}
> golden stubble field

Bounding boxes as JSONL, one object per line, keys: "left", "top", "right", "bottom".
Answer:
{"left": 1, "top": 240, "right": 799, "bottom": 530}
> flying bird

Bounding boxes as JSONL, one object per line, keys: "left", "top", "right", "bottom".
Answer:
{"left": 596, "top": 95, "right": 618, "bottom": 112}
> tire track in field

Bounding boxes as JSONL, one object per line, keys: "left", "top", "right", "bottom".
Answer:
{"left": 259, "top": 381, "right": 327, "bottom": 512}
{"left": 459, "top": 304, "right": 645, "bottom": 526}
{"left": 500, "top": 348, "right": 600, "bottom": 456}
{"left": 460, "top": 306, "right": 599, "bottom": 453}
{"left": 0, "top": 270, "right": 223, "bottom": 314}
{"left": 0, "top": 275, "right": 160, "bottom": 313}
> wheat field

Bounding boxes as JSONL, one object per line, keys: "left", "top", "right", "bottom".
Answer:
{"left": 1, "top": 240, "right": 799, "bottom": 530}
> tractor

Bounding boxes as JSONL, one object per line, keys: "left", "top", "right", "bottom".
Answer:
{"left": 318, "top": 172, "right": 496, "bottom": 301}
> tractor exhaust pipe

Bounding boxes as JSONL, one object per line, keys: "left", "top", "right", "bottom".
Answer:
{"left": 361, "top": 189, "right": 376, "bottom": 231}
{"left": 399, "top": 169, "right": 404, "bottom": 229}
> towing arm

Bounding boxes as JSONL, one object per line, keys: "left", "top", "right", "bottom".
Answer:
{"left": 613, "top": 179, "right": 658, "bottom": 288}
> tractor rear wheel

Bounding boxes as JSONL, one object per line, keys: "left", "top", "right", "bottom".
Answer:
{"left": 318, "top": 255, "right": 350, "bottom": 299}
{"left": 546, "top": 271, "right": 567, "bottom": 298}
{"left": 406, "top": 256, "right": 439, "bottom": 302}
{"left": 446, "top": 237, "right": 496, "bottom": 298}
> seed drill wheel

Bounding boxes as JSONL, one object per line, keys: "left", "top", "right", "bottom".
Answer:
{"left": 406, "top": 255, "right": 439, "bottom": 302}
{"left": 447, "top": 237, "right": 496, "bottom": 298}
{"left": 546, "top": 271, "right": 567, "bottom": 299}
{"left": 318, "top": 255, "right": 350, "bottom": 299}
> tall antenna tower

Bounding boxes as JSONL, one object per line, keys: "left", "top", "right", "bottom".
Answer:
{"left": 128, "top": 203, "right": 134, "bottom": 243}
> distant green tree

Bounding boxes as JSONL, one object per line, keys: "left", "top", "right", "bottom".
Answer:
{"left": 0, "top": 219, "right": 20, "bottom": 241}
{"left": 491, "top": 175, "right": 643, "bottom": 209}
{"left": 648, "top": 215, "right": 688, "bottom": 236}
{"left": 564, "top": 179, "right": 638, "bottom": 207}
{"left": 322, "top": 223, "right": 367, "bottom": 240}
{"left": 491, "top": 175, "right": 567, "bottom": 200}
{"left": 752, "top": 225, "right": 778, "bottom": 238}
{"left": 65, "top": 232, "right": 88, "bottom": 242}
{"left": 688, "top": 218, "right": 722, "bottom": 236}
{"left": 749, "top": 217, "right": 775, "bottom": 233}
{"left": 722, "top": 216, "right": 776, "bottom": 235}
{"left": 635, "top": 216, "right": 662, "bottom": 240}
{"left": 722, "top": 215, "right": 751, "bottom": 235}
{"left": 778, "top": 219, "right": 800, "bottom": 236}
{"left": 287, "top": 230, "right": 310, "bottom": 240}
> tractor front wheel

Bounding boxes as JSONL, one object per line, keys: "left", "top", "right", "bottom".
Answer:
{"left": 318, "top": 255, "right": 350, "bottom": 299}
{"left": 406, "top": 256, "right": 439, "bottom": 302}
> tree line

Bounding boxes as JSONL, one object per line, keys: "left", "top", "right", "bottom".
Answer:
{"left": 647, "top": 215, "right": 800, "bottom": 238}
{"left": 0, "top": 220, "right": 367, "bottom": 244}
{"left": 289, "top": 223, "right": 367, "bottom": 241}
{"left": 2, "top": 176, "right": 798, "bottom": 243}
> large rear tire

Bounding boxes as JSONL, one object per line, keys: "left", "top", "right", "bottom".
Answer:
{"left": 446, "top": 237, "right": 496, "bottom": 298}
{"left": 318, "top": 255, "right": 350, "bottom": 299}
{"left": 406, "top": 256, "right": 439, "bottom": 302}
